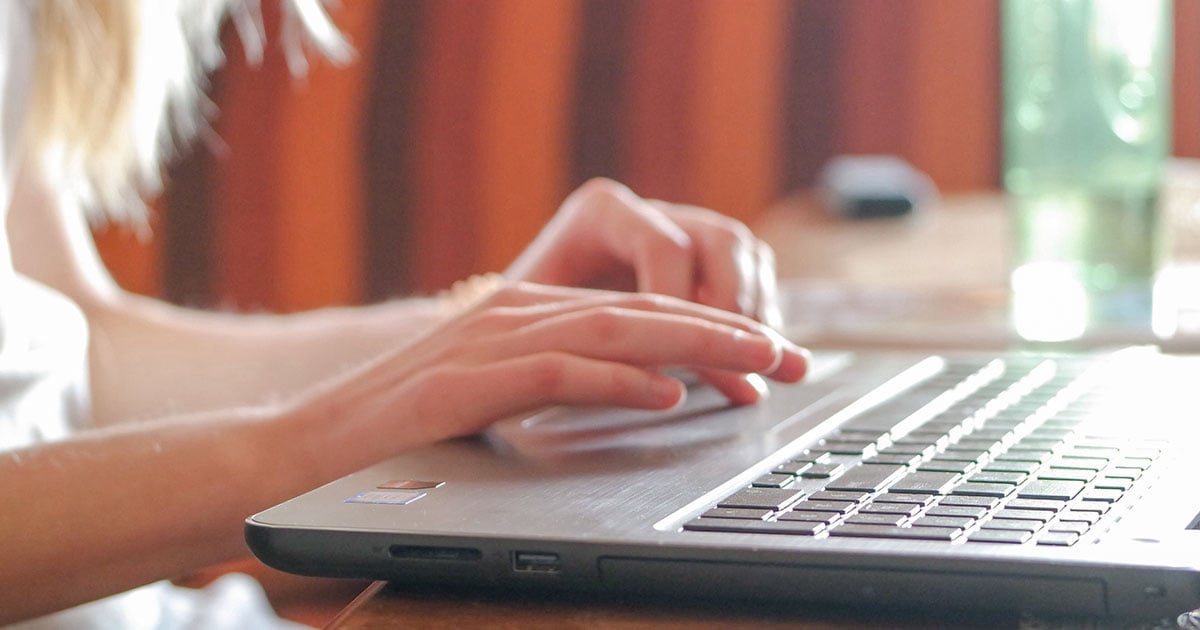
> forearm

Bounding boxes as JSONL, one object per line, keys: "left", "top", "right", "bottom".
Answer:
{"left": 8, "top": 168, "right": 454, "bottom": 426}
{"left": 86, "top": 290, "right": 450, "bottom": 426}
{"left": 0, "top": 404, "right": 351, "bottom": 624}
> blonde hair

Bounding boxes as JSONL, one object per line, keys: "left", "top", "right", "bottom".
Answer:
{"left": 29, "top": 0, "right": 351, "bottom": 223}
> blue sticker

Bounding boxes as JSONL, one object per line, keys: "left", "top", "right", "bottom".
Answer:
{"left": 345, "top": 490, "right": 426, "bottom": 505}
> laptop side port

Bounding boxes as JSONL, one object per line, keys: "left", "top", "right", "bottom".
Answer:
{"left": 389, "top": 545, "right": 481, "bottom": 562}
{"left": 511, "top": 551, "right": 562, "bottom": 575}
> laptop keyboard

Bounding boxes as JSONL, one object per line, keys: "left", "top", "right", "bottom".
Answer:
{"left": 683, "top": 355, "right": 1164, "bottom": 546}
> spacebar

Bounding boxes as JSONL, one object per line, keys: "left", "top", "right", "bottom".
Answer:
{"left": 823, "top": 464, "right": 906, "bottom": 492}
{"left": 830, "top": 524, "right": 960, "bottom": 541}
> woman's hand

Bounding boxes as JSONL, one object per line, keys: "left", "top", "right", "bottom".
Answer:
{"left": 506, "top": 178, "right": 783, "bottom": 329}
{"left": 294, "top": 281, "right": 808, "bottom": 456}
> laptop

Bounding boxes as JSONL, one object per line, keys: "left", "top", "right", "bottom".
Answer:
{"left": 246, "top": 345, "right": 1200, "bottom": 622}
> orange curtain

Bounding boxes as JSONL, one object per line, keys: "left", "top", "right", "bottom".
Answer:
{"left": 92, "top": 0, "right": 1200, "bottom": 311}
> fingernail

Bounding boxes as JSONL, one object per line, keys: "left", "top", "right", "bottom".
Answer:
{"left": 649, "top": 374, "right": 687, "bottom": 409}
{"left": 746, "top": 373, "right": 770, "bottom": 400}
{"left": 760, "top": 328, "right": 788, "bottom": 374}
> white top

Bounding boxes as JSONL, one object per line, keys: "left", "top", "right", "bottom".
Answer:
{"left": 0, "top": 3, "right": 304, "bottom": 628}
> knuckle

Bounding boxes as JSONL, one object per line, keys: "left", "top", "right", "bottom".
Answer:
{"left": 626, "top": 292, "right": 672, "bottom": 311}
{"left": 408, "top": 368, "right": 456, "bottom": 426}
{"left": 577, "top": 176, "right": 624, "bottom": 200}
{"left": 642, "top": 228, "right": 694, "bottom": 259}
{"left": 460, "top": 305, "right": 511, "bottom": 333}
{"left": 485, "top": 283, "right": 519, "bottom": 304}
{"left": 580, "top": 307, "right": 626, "bottom": 343}
{"left": 566, "top": 179, "right": 615, "bottom": 213}
{"left": 526, "top": 353, "right": 569, "bottom": 396}
{"left": 756, "top": 240, "right": 776, "bottom": 264}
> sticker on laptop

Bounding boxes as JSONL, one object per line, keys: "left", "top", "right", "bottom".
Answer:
{"left": 377, "top": 479, "right": 445, "bottom": 490}
{"left": 345, "top": 490, "right": 426, "bottom": 505}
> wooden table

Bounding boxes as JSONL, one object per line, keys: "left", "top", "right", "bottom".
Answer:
{"left": 324, "top": 164, "right": 1200, "bottom": 628}
{"left": 327, "top": 581, "right": 1019, "bottom": 629}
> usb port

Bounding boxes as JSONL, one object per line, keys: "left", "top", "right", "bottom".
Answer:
{"left": 511, "top": 551, "right": 561, "bottom": 574}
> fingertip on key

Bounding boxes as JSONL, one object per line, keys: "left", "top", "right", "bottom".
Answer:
{"left": 770, "top": 342, "right": 810, "bottom": 383}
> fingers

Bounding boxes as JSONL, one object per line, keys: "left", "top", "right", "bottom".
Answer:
{"left": 466, "top": 282, "right": 769, "bottom": 339}
{"left": 650, "top": 201, "right": 779, "bottom": 324}
{"left": 502, "top": 308, "right": 782, "bottom": 375}
{"left": 448, "top": 284, "right": 806, "bottom": 380}
{"left": 505, "top": 178, "right": 694, "bottom": 298}
{"left": 587, "top": 181, "right": 697, "bottom": 299}
{"left": 755, "top": 241, "right": 784, "bottom": 330}
{"left": 319, "top": 285, "right": 810, "bottom": 450}
{"left": 453, "top": 355, "right": 688, "bottom": 423}
{"left": 455, "top": 305, "right": 809, "bottom": 400}
{"left": 506, "top": 178, "right": 784, "bottom": 330}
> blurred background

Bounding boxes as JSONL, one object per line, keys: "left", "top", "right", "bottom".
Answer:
{"left": 92, "top": 0, "right": 1200, "bottom": 313}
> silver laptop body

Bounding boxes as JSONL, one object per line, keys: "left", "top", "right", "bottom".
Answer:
{"left": 246, "top": 347, "right": 1200, "bottom": 622}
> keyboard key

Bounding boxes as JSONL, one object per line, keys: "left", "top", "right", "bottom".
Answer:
{"left": 1038, "top": 468, "right": 1095, "bottom": 483}
{"left": 967, "top": 471, "right": 1027, "bottom": 486}
{"left": 1036, "top": 531, "right": 1080, "bottom": 547}
{"left": 979, "top": 518, "right": 1041, "bottom": 533}
{"left": 830, "top": 524, "right": 961, "bottom": 541}
{"left": 1059, "top": 448, "right": 1114, "bottom": 461}
{"left": 967, "top": 529, "right": 1032, "bottom": 544}
{"left": 992, "top": 508, "right": 1053, "bottom": 523}
{"left": 875, "top": 493, "right": 936, "bottom": 507}
{"left": 792, "top": 451, "right": 832, "bottom": 464}
{"left": 952, "top": 438, "right": 1003, "bottom": 452}
{"left": 888, "top": 471, "right": 960, "bottom": 495}
{"left": 800, "top": 462, "right": 845, "bottom": 479}
{"left": 1003, "top": 498, "right": 1066, "bottom": 513}
{"left": 968, "top": 427, "right": 1015, "bottom": 441}
{"left": 718, "top": 487, "right": 806, "bottom": 511}
{"left": 808, "top": 490, "right": 870, "bottom": 503}
{"left": 1066, "top": 501, "right": 1110, "bottom": 514}
{"left": 791, "top": 500, "right": 857, "bottom": 514}
{"left": 684, "top": 519, "right": 824, "bottom": 536}
{"left": 919, "top": 459, "right": 978, "bottom": 475}
{"left": 938, "top": 448, "right": 991, "bottom": 463}
{"left": 752, "top": 474, "right": 794, "bottom": 488}
{"left": 1079, "top": 488, "right": 1123, "bottom": 503}
{"left": 701, "top": 508, "right": 770, "bottom": 520}
{"left": 859, "top": 502, "right": 922, "bottom": 517}
{"left": 864, "top": 453, "right": 924, "bottom": 467}
{"left": 1018, "top": 480, "right": 1085, "bottom": 501}
{"left": 994, "top": 451, "right": 1052, "bottom": 465}
{"left": 1027, "top": 428, "right": 1072, "bottom": 441}
{"left": 895, "top": 429, "right": 951, "bottom": 444}
{"left": 1106, "top": 466, "right": 1143, "bottom": 480}
{"left": 938, "top": 495, "right": 1001, "bottom": 509}
{"left": 819, "top": 438, "right": 879, "bottom": 456}
{"left": 893, "top": 436, "right": 949, "bottom": 451}
{"left": 1056, "top": 510, "right": 1101, "bottom": 525}
{"left": 951, "top": 482, "right": 1015, "bottom": 498}
{"left": 910, "top": 515, "right": 974, "bottom": 530}
{"left": 777, "top": 510, "right": 839, "bottom": 524}
{"left": 839, "top": 382, "right": 965, "bottom": 432}
{"left": 844, "top": 513, "right": 906, "bottom": 526}
{"left": 771, "top": 461, "right": 813, "bottom": 476}
{"left": 1046, "top": 521, "right": 1090, "bottom": 535}
{"left": 926, "top": 505, "right": 989, "bottom": 519}
{"left": 1006, "top": 438, "right": 1058, "bottom": 451}
{"left": 823, "top": 464, "right": 906, "bottom": 493}
{"left": 981, "top": 460, "right": 1041, "bottom": 474}
{"left": 1049, "top": 456, "right": 1109, "bottom": 471}
{"left": 1092, "top": 477, "right": 1134, "bottom": 492}
{"left": 830, "top": 429, "right": 892, "bottom": 444}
